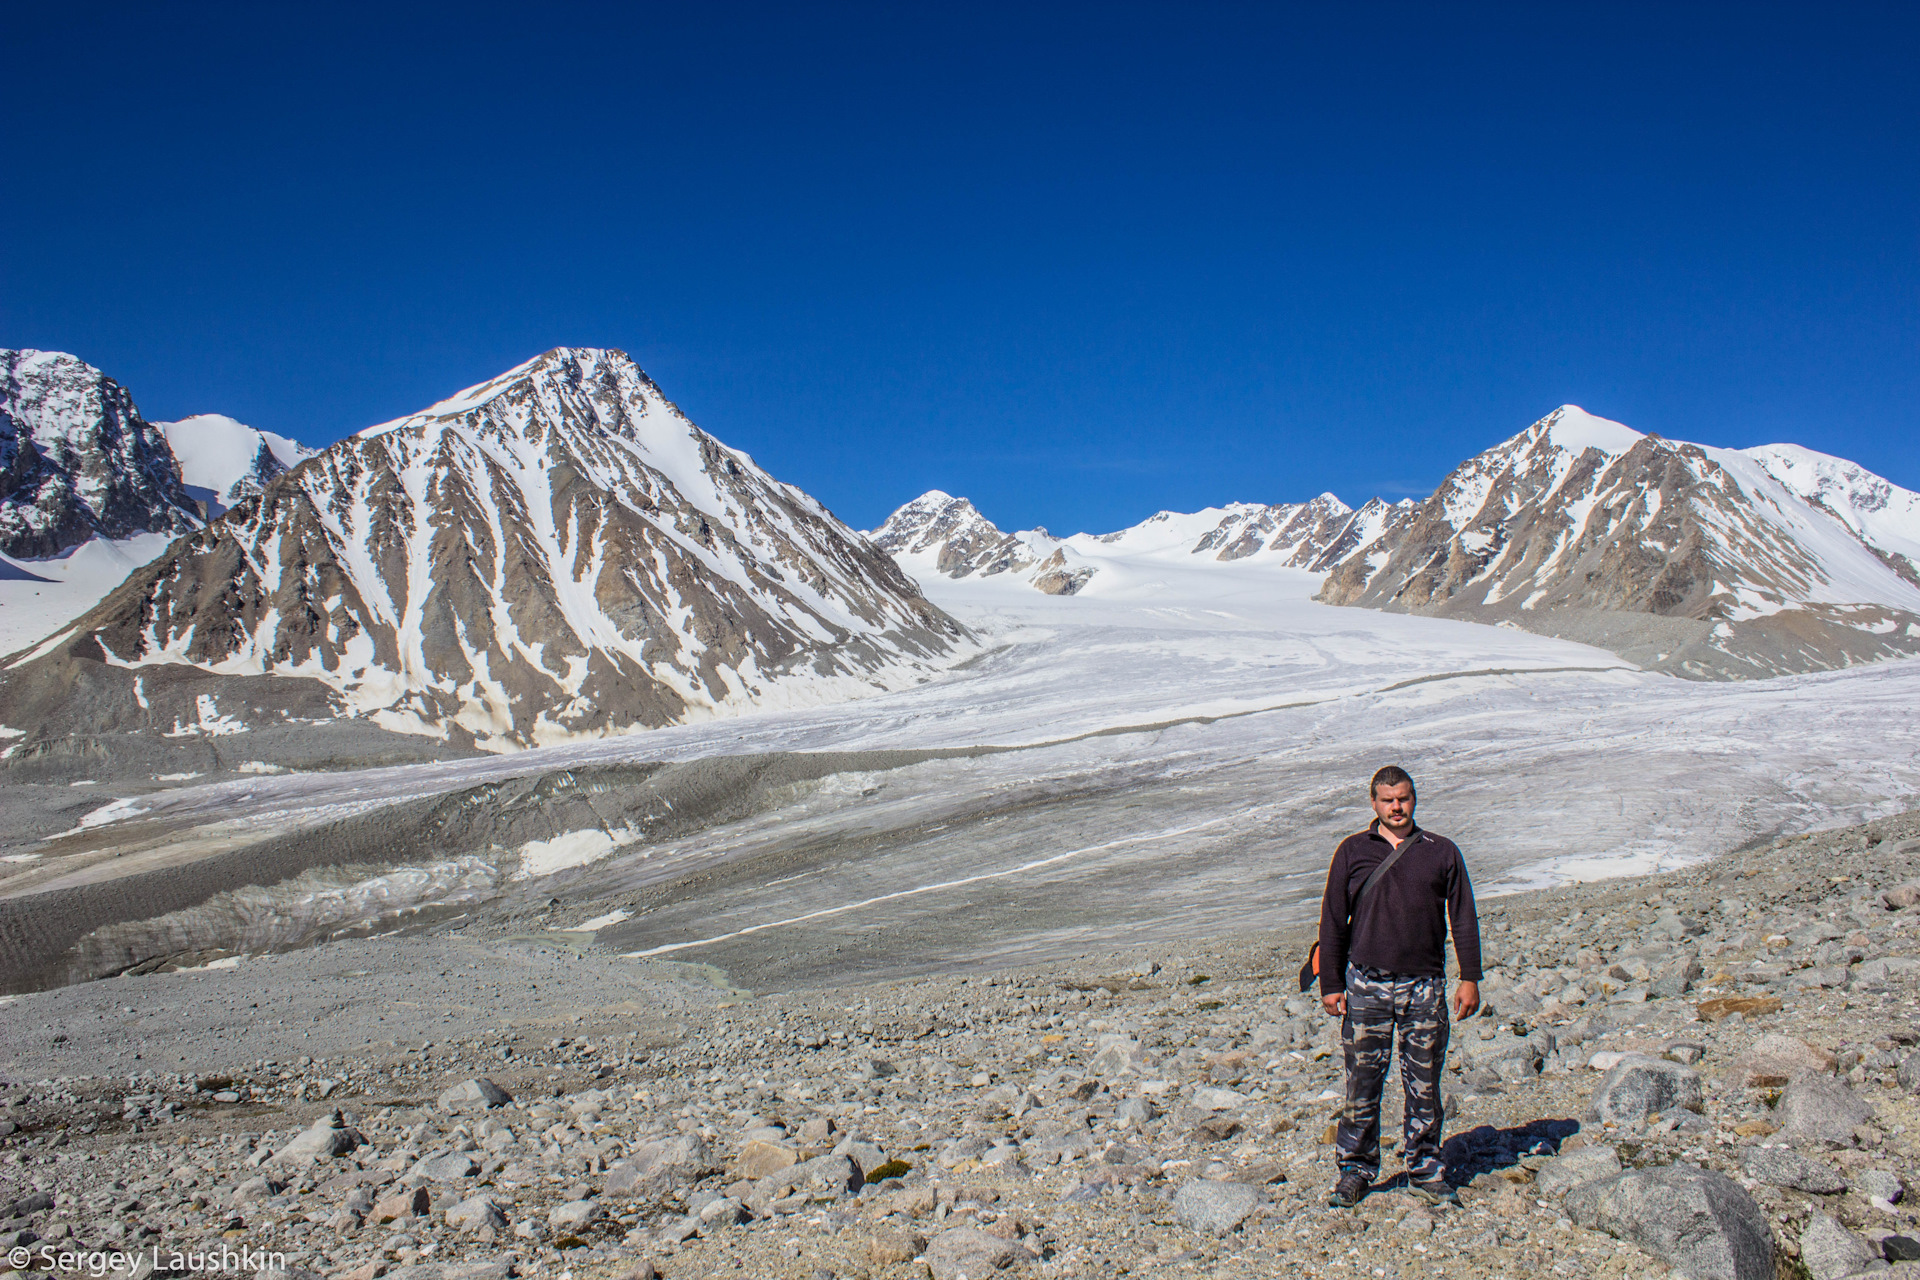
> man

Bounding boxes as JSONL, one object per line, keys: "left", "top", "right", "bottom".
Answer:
{"left": 1319, "top": 765, "right": 1481, "bottom": 1209}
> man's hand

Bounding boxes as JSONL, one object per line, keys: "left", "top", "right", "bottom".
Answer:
{"left": 1452, "top": 980, "right": 1480, "bottom": 1021}
{"left": 1323, "top": 991, "right": 1347, "bottom": 1017}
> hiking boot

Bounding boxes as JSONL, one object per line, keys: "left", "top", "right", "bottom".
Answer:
{"left": 1409, "top": 1178, "right": 1461, "bottom": 1207}
{"left": 1329, "top": 1171, "right": 1370, "bottom": 1207}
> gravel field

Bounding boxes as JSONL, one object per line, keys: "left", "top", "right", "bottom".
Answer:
{"left": 3, "top": 811, "right": 1920, "bottom": 1280}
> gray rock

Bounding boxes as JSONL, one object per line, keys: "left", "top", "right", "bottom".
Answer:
{"left": 605, "top": 1135, "right": 712, "bottom": 1192}
{"left": 925, "top": 1226, "right": 1027, "bottom": 1280}
{"left": 437, "top": 1079, "right": 512, "bottom": 1112}
{"left": 1590, "top": 1054, "right": 1704, "bottom": 1125}
{"left": 1740, "top": 1146, "right": 1848, "bottom": 1194}
{"left": 1780, "top": 1074, "right": 1873, "bottom": 1146}
{"left": 415, "top": 1153, "right": 480, "bottom": 1181}
{"left": 382, "top": 1263, "right": 515, "bottom": 1280}
{"left": 548, "top": 1199, "right": 602, "bottom": 1229}
{"left": 1533, "top": 1145, "right": 1622, "bottom": 1197}
{"left": 1857, "top": 957, "right": 1920, "bottom": 984}
{"left": 1172, "top": 1180, "right": 1261, "bottom": 1233}
{"left": 445, "top": 1195, "right": 507, "bottom": 1230}
{"left": 267, "top": 1112, "right": 363, "bottom": 1167}
{"left": 1802, "top": 1214, "right": 1877, "bottom": 1280}
{"left": 1651, "top": 956, "right": 1703, "bottom": 999}
{"left": 1089, "top": 1036, "right": 1146, "bottom": 1079}
{"left": 1565, "top": 1166, "right": 1774, "bottom": 1280}
{"left": 832, "top": 1138, "right": 891, "bottom": 1177}
{"left": 1858, "top": 1170, "right": 1904, "bottom": 1203}
{"left": 1791, "top": 967, "right": 1851, "bottom": 991}
{"left": 1115, "top": 1097, "right": 1155, "bottom": 1129}
{"left": 1190, "top": 1086, "right": 1248, "bottom": 1112}
{"left": 1899, "top": 1052, "right": 1920, "bottom": 1094}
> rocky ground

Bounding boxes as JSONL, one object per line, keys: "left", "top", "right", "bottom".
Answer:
{"left": 4, "top": 812, "right": 1920, "bottom": 1280}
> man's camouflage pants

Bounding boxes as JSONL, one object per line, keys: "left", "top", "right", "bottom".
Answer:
{"left": 1337, "top": 961, "right": 1449, "bottom": 1185}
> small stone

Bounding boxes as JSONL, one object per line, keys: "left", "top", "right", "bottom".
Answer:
{"left": 1171, "top": 1180, "right": 1261, "bottom": 1233}
{"left": 1190, "top": 1086, "right": 1248, "bottom": 1112}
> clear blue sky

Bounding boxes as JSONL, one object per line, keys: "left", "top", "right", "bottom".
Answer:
{"left": 5, "top": 3, "right": 1915, "bottom": 534}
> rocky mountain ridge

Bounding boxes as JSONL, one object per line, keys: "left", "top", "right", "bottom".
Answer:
{"left": 1316, "top": 406, "right": 1920, "bottom": 678}
{"left": 870, "top": 490, "right": 1409, "bottom": 597}
{"left": 0, "top": 348, "right": 969, "bottom": 760}
{"left": 0, "top": 350, "right": 201, "bottom": 561}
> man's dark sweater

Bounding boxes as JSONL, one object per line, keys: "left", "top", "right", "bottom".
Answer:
{"left": 1318, "top": 820, "right": 1482, "bottom": 996}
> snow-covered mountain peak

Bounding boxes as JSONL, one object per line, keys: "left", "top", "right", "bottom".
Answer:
{"left": 1539, "top": 404, "right": 1643, "bottom": 456}
{"left": 157, "top": 414, "right": 317, "bottom": 517}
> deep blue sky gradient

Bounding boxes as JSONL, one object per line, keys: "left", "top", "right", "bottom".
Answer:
{"left": 5, "top": 2, "right": 1916, "bottom": 533}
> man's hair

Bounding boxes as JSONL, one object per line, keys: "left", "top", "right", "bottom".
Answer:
{"left": 1369, "top": 765, "right": 1416, "bottom": 801}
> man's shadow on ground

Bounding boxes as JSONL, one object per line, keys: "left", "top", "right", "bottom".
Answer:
{"left": 1431, "top": 1117, "right": 1583, "bottom": 1186}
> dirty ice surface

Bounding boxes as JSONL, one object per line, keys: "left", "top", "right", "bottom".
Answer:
{"left": 28, "top": 560, "right": 1920, "bottom": 981}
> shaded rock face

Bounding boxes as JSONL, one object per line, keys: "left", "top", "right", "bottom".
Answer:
{"left": 0, "top": 350, "right": 200, "bottom": 560}
{"left": 1315, "top": 406, "right": 1920, "bottom": 679}
{"left": 0, "top": 349, "right": 969, "bottom": 750}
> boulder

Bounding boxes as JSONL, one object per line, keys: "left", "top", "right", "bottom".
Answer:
{"left": 437, "top": 1079, "right": 512, "bottom": 1113}
{"left": 1533, "top": 1145, "right": 1622, "bottom": 1197}
{"left": 1801, "top": 1214, "right": 1877, "bottom": 1280}
{"left": 1565, "top": 1166, "right": 1774, "bottom": 1280}
{"left": 1590, "top": 1055, "right": 1703, "bottom": 1124}
{"left": 1780, "top": 1074, "right": 1873, "bottom": 1146}
{"left": 832, "top": 1138, "right": 891, "bottom": 1177}
{"left": 605, "top": 1135, "right": 713, "bottom": 1193}
{"left": 1856, "top": 957, "right": 1920, "bottom": 984}
{"left": 1171, "top": 1181, "right": 1261, "bottom": 1233}
{"left": 731, "top": 1140, "right": 798, "bottom": 1181}
{"left": 415, "top": 1153, "right": 480, "bottom": 1181}
{"left": 444, "top": 1195, "right": 508, "bottom": 1230}
{"left": 1089, "top": 1036, "right": 1146, "bottom": 1079}
{"left": 1721, "top": 1034, "right": 1835, "bottom": 1087}
{"left": 549, "top": 1199, "right": 602, "bottom": 1230}
{"left": 925, "top": 1226, "right": 1028, "bottom": 1280}
{"left": 1739, "top": 1146, "right": 1847, "bottom": 1194}
{"left": 268, "top": 1112, "right": 364, "bottom": 1167}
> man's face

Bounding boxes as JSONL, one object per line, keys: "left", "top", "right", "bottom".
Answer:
{"left": 1371, "top": 781, "right": 1415, "bottom": 832}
